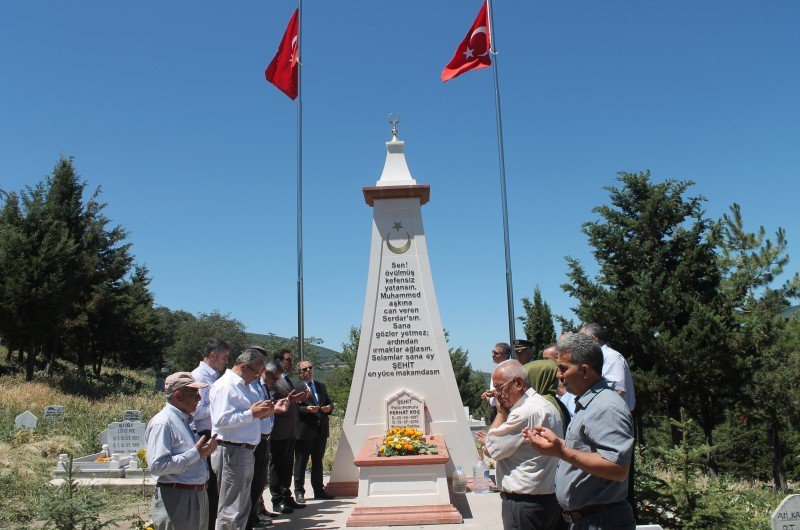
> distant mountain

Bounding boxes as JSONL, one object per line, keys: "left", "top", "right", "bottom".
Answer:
{"left": 246, "top": 332, "right": 342, "bottom": 367}
{"left": 779, "top": 305, "right": 800, "bottom": 320}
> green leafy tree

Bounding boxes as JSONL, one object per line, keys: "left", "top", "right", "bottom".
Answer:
{"left": 519, "top": 286, "right": 556, "bottom": 354}
{"left": 165, "top": 310, "right": 249, "bottom": 370}
{"left": 449, "top": 345, "right": 488, "bottom": 419}
{"left": 562, "top": 171, "right": 734, "bottom": 460}
{"left": 325, "top": 326, "right": 360, "bottom": 412}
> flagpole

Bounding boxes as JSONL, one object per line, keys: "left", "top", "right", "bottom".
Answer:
{"left": 296, "top": 0, "right": 305, "bottom": 362}
{"left": 486, "top": 0, "right": 516, "bottom": 350}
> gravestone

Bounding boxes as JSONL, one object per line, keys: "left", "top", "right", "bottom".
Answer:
{"left": 385, "top": 389, "right": 425, "bottom": 432}
{"left": 44, "top": 405, "right": 64, "bottom": 420}
{"left": 14, "top": 411, "right": 38, "bottom": 429}
{"left": 99, "top": 421, "right": 146, "bottom": 454}
{"left": 772, "top": 494, "right": 800, "bottom": 530}
{"left": 328, "top": 127, "right": 475, "bottom": 496}
{"left": 123, "top": 410, "right": 142, "bottom": 422}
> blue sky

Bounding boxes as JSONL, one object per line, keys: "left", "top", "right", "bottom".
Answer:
{"left": 1, "top": 1, "right": 798, "bottom": 373}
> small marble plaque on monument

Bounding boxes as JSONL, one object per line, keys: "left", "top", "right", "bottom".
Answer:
{"left": 43, "top": 405, "right": 64, "bottom": 420}
{"left": 386, "top": 389, "right": 425, "bottom": 432}
{"left": 123, "top": 410, "right": 142, "bottom": 422}
{"left": 100, "top": 421, "right": 146, "bottom": 454}
{"left": 772, "top": 494, "right": 800, "bottom": 530}
{"left": 15, "top": 411, "right": 38, "bottom": 429}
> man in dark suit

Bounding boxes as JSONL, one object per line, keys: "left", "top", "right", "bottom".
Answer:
{"left": 268, "top": 349, "right": 308, "bottom": 514}
{"left": 294, "top": 360, "right": 335, "bottom": 502}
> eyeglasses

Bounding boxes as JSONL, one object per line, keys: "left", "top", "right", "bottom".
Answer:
{"left": 282, "top": 357, "right": 293, "bottom": 363}
{"left": 491, "top": 351, "right": 503, "bottom": 357}
{"left": 495, "top": 378, "right": 517, "bottom": 394}
{"left": 299, "top": 367, "right": 313, "bottom": 372}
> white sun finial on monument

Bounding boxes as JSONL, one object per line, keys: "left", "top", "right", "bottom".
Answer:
{"left": 377, "top": 113, "right": 416, "bottom": 187}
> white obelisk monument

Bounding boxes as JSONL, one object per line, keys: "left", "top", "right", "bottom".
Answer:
{"left": 327, "top": 119, "right": 476, "bottom": 496}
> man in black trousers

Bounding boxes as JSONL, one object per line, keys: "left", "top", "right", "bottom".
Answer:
{"left": 268, "top": 349, "right": 308, "bottom": 514}
{"left": 294, "top": 360, "right": 334, "bottom": 502}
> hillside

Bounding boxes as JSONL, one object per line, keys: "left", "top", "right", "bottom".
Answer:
{"left": 246, "top": 332, "right": 343, "bottom": 367}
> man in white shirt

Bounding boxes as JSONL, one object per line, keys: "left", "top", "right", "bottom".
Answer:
{"left": 190, "top": 339, "right": 230, "bottom": 530}
{"left": 481, "top": 342, "right": 512, "bottom": 424}
{"left": 579, "top": 324, "right": 635, "bottom": 411}
{"left": 146, "top": 372, "right": 218, "bottom": 530}
{"left": 476, "top": 360, "right": 564, "bottom": 530}
{"left": 210, "top": 349, "right": 275, "bottom": 530}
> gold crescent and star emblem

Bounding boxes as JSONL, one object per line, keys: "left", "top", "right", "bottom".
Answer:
{"left": 386, "top": 221, "right": 412, "bottom": 254}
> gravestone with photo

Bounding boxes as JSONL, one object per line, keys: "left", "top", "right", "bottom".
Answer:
{"left": 43, "top": 405, "right": 64, "bottom": 421}
{"left": 772, "top": 494, "right": 800, "bottom": 530}
{"left": 14, "top": 411, "right": 38, "bottom": 429}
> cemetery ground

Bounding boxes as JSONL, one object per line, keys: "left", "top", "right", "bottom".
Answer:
{"left": 0, "top": 350, "right": 793, "bottom": 529}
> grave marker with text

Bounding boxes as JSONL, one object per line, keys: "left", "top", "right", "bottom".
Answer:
{"left": 44, "top": 405, "right": 64, "bottom": 421}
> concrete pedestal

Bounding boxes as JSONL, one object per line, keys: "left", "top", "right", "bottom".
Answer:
{"left": 347, "top": 435, "right": 462, "bottom": 526}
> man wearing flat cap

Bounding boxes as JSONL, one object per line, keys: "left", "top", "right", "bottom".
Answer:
{"left": 146, "top": 372, "right": 219, "bottom": 530}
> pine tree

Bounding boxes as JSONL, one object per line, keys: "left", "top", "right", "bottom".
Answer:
{"left": 562, "top": 171, "right": 734, "bottom": 455}
{"left": 718, "top": 203, "right": 800, "bottom": 488}
{"left": 519, "top": 286, "right": 557, "bottom": 354}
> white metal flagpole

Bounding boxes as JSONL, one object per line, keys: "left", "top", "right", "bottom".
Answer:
{"left": 486, "top": 0, "right": 517, "bottom": 349}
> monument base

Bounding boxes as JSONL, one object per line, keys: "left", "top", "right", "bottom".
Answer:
{"left": 347, "top": 504, "right": 463, "bottom": 527}
{"left": 324, "top": 481, "right": 358, "bottom": 497}
{"left": 346, "top": 435, "right": 462, "bottom": 526}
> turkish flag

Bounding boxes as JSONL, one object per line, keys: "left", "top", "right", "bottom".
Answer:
{"left": 265, "top": 9, "right": 299, "bottom": 99}
{"left": 441, "top": 1, "right": 492, "bottom": 82}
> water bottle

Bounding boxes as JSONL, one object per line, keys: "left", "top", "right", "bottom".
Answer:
{"left": 452, "top": 465, "right": 467, "bottom": 494}
{"left": 472, "top": 459, "right": 490, "bottom": 494}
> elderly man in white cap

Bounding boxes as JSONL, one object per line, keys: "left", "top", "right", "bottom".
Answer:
{"left": 146, "top": 372, "right": 219, "bottom": 530}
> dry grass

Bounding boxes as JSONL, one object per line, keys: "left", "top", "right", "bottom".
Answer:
{"left": 0, "top": 363, "right": 163, "bottom": 527}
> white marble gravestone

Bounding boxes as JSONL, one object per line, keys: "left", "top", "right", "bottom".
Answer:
{"left": 99, "top": 421, "right": 146, "bottom": 454}
{"left": 15, "top": 411, "right": 38, "bottom": 429}
{"left": 327, "top": 129, "right": 475, "bottom": 495}
{"left": 44, "top": 405, "right": 64, "bottom": 420}
{"left": 123, "top": 410, "right": 142, "bottom": 422}
{"left": 773, "top": 494, "right": 800, "bottom": 530}
{"left": 386, "top": 389, "right": 425, "bottom": 432}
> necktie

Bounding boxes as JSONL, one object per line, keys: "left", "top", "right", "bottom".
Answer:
{"left": 307, "top": 382, "right": 319, "bottom": 405}
{"left": 285, "top": 376, "right": 295, "bottom": 390}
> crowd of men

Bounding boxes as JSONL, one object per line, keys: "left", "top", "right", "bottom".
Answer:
{"left": 146, "top": 341, "right": 334, "bottom": 530}
{"left": 146, "top": 322, "right": 637, "bottom": 530}
{"left": 479, "top": 323, "right": 638, "bottom": 530}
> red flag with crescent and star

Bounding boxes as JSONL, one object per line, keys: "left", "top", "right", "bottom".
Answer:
{"left": 441, "top": 1, "right": 492, "bottom": 82}
{"left": 265, "top": 9, "right": 299, "bottom": 99}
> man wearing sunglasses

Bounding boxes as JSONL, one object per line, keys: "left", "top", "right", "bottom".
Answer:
{"left": 482, "top": 342, "right": 512, "bottom": 424}
{"left": 294, "top": 360, "right": 334, "bottom": 503}
{"left": 210, "top": 349, "right": 276, "bottom": 530}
